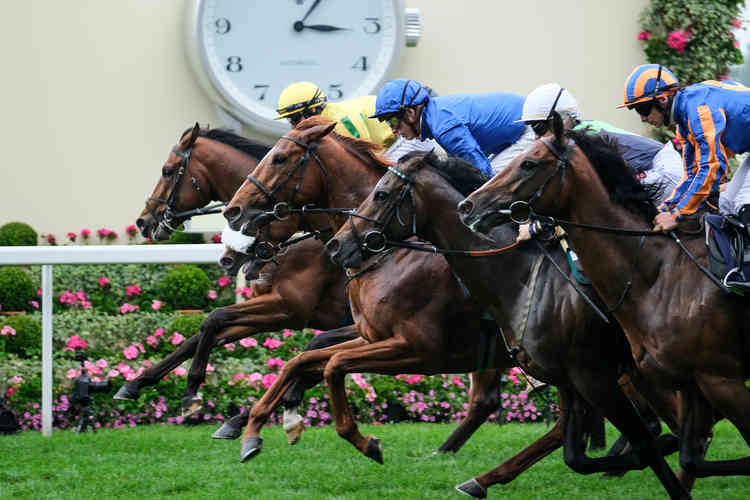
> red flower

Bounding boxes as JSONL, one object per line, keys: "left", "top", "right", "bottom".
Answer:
{"left": 211, "top": 233, "right": 222, "bottom": 244}
{"left": 67, "top": 232, "right": 77, "bottom": 242}
{"left": 666, "top": 30, "right": 689, "bottom": 53}
{"left": 637, "top": 30, "right": 651, "bottom": 41}
{"left": 733, "top": 18, "right": 743, "bottom": 29}
{"left": 125, "top": 224, "right": 137, "bottom": 236}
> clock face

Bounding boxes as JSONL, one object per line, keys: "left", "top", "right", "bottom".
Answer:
{"left": 189, "top": 0, "right": 402, "bottom": 136}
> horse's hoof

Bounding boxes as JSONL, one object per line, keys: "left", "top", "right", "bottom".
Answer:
{"left": 656, "top": 433, "right": 680, "bottom": 456}
{"left": 212, "top": 422, "right": 242, "bottom": 440}
{"left": 181, "top": 393, "right": 203, "bottom": 418}
{"left": 240, "top": 437, "right": 263, "bottom": 463}
{"left": 455, "top": 478, "right": 487, "bottom": 499}
{"left": 112, "top": 382, "right": 140, "bottom": 401}
{"left": 284, "top": 421, "right": 304, "bottom": 445}
{"left": 365, "top": 436, "right": 383, "bottom": 464}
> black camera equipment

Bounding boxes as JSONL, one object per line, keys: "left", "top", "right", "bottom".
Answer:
{"left": 70, "top": 349, "right": 111, "bottom": 433}
{"left": 0, "top": 395, "right": 21, "bottom": 435}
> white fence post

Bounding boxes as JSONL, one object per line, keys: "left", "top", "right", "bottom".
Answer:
{"left": 41, "top": 265, "right": 53, "bottom": 437}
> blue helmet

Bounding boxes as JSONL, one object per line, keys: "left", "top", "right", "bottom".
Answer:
{"left": 370, "top": 79, "right": 431, "bottom": 119}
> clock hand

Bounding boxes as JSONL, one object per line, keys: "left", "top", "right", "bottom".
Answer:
{"left": 301, "top": 24, "right": 349, "bottom": 32}
{"left": 300, "top": 0, "right": 321, "bottom": 23}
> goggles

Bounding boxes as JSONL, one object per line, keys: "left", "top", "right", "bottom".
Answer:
{"left": 629, "top": 100, "right": 654, "bottom": 117}
{"left": 378, "top": 113, "right": 403, "bottom": 130}
{"left": 529, "top": 120, "right": 550, "bottom": 136}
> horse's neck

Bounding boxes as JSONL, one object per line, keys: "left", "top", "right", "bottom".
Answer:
{"left": 198, "top": 144, "right": 257, "bottom": 202}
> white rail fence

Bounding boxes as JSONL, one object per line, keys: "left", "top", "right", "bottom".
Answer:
{"left": 0, "top": 244, "right": 225, "bottom": 436}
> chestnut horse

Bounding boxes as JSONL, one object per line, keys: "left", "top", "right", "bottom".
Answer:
{"left": 120, "top": 123, "right": 503, "bottom": 452}
{"left": 460, "top": 127, "right": 750, "bottom": 483}
{"left": 222, "top": 118, "right": 647, "bottom": 490}
{"left": 324, "top": 151, "right": 688, "bottom": 498}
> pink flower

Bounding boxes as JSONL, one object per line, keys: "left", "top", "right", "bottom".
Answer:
{"left": 312, "top": 329, "right": 323, "bottom": 336}
{"left": 734, "top": 40, "right": 741, "bottom": 49}
{"left": 207, "top": 290, "right": 218, "bottom": 300}
{"left": 123, "top": 345, "right": 139, "bottom": 359}
{"left": 36, "top": 288, "right": 42, "bottom": 296}
{"left": 282, "top": 329, "right": 294, "bottom": 338}
{"left": 267, "top": 357, "right": 284, "bottom": 370}
{"left": 262, "top": 373, "right": 278, "bottom": 389}
{"left": 666, "top": 30, "right": 689, "bottom": 53}
{"left": 117, "top": 363, "right": 131, "bottom": 374}
{"left": 119, "top": 303, "right": 139, "bottom": 314}
{"left": 224, "top": 342, "right": 236, "bottom": 351}
{"left": 67, "top": 232, "right": 77, "bottom": 242}
{"left": 10, "top": 376, "right": 24, "bottom": 385}
{"left": 125, "top": 284, "right": 142, "bottom": 296}
{"left": 29, "top": 300, "right": 39, "bottom": 309}
{"left": 206, "top": 363, "right": 215, "bottom": 373}
{"left": 211, "top": 233, "right": 222, "bottom": 244}
{"left": 66, "top": 369, "right": 80, "bottom": 379}
{"left": 239, "top": 337, "right": 257, "bottom": 348}
{"left": 125, "top": 224, "right": 138, "bottom": 235}
{"left": 263, "top": 337, "right": 283, "bottom": 349}
{"left": 173, "top": 366, "right": 187, "bottom": 376}
{"left": 5, "top": 387, "right": 15, "bottom": 397}
{"left": 46, "top": 234, "right": 57, "bottom": 245}
{"left": 146, "top": 335, "right": 158, "bottom": 347}
{"left": 236, "top": 286, "right": 253, "bottom": 298}
{"left": 171, "top": 332, "right": 185, "bottom": 345}
{"left": 248, "top": 372, "right": 263, "bottom": 384}
{"left": 733, "top": 18, "right": 743, "bottom": 29}
{"left": 107, "top": 369, "right": 120, "bottom": 378}
{"left": 154, "top": 327, "right": 164, "bottom": 337}
{"left": 98, "top": 276, "right": 110, "bottom": 287}
{"left": 451, "top": 376, "right": 465, "bottom": 388}
{"left": 67, "top": 335, "right": 87, "bottom": 349}
{"left": 218, "top": 276, "right": 231, "bottom": 288}
{"left": 151, "top": 299, "right": 163, "bottom": 311}
{"left": 96, "top": 228, "right": 111, "bottom": 238}
{"left": 1, "top": 325, "right": 16, "bottom": 336}
{"left": 637, "top": 30, "right": 651, "bottom": 41}
{"left": 95, "top": 359, "right": 108, "bottom": 369}
{"left": 80, "top": 228, "right": 91, "bottom": 238}
{"left": 406, "top": 374, "right": 423, "bottom": 385}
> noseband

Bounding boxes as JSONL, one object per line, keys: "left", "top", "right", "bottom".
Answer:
{"left": 146, "top": 146, "right": 224, "bottom": 233}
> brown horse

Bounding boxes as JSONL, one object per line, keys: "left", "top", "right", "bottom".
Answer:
{"left": 460, "top": 126, "right": 750, "bottom": 482}
{"left": 121, "top": 123, "right": 504, "bottom": 453}
{"left": 323, "top": 150, "right": 689, "bottom": 498}
{"left": 222, "top": 118, "right": 655, "bottom": 492}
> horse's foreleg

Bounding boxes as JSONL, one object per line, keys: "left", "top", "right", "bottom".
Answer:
{"left": 323, "top": 337, "right": 426, "bottom": 464}
{"left": 183, "top": 295, "right": 293, "bottom": 416}
{"left": 239, "top": 336, "right": 368, "bottom": 463}
{"left": 437, "top": 369, "right": 501, "bottom": 453}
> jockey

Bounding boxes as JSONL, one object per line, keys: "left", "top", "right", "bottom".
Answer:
{"left": 521, "top": 83, "right": 683, "bottom": 204}
{"left": 619, "top": 64, "right": 750, "bottom": 232}
{"left": 276, "top": 81, "right": 437, "bottom": 161}
{"left": 370, "top": 79, "right": 536, "bottom": 177}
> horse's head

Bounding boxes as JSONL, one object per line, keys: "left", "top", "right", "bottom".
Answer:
{"left": 223, "top": 117, "right": 338, "bottom": 236}
{"left": 458, "top": 120, "right": 575, "bottom": 234}
{"left": 137, "top": 123, "right": 213, "bottom": 240}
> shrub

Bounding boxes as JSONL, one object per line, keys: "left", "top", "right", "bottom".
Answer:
{"left": 0, "top": 267, "right": 36, "bottom": 312}
{"left": 167, "top": 231, "right": 205, "bottom": 245}
{"left": 0, "top": 222, "right": 38, "bottom": 246}
{"left": 168, "top": 313, "right": 206, "bottom": 337}
{"left": 156, "top": 265, "right": 210, "bottom": 310}
{"left": 1, "top": 315, "right": 42, "bottom": 357}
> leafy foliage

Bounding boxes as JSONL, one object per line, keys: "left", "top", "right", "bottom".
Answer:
{"left": 1, "top": 314, "right": 42, "bottom": 358}
{"left": 0, "top": 222, "right": 38, "bottom": 246}
{"left": 0, "top": 267, "right": 36, "bottom": 312}
{"left": 167, "top": 313, "right": 207, "bottom": 337}
{"left": 156, "top": 265, "right": 210, "bottom": 310}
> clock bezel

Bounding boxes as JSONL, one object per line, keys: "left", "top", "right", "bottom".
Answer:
{"left": 184, "top": 0, "right": 405, "bottom": 137}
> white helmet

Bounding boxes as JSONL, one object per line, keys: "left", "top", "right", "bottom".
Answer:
{"left": 519, "top": 83, "right": 579, "bottom": 122}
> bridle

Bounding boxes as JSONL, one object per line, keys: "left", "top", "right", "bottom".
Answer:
{"left": 146, "top": 146, "right": 225, "bottom": 233}
{"left": 241, "top": 135, "right": 329, "bottom": 234}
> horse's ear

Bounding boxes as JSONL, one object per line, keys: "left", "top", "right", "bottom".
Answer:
{"left": 186, "top": 122, "right": 201, "bottom": 147}
{"left": 305, "top": 121, "right": 337, "bottom": 142}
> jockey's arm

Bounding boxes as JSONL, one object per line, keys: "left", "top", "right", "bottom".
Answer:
{"left": 435, "top": 123, "right": 492, "bottom": 177}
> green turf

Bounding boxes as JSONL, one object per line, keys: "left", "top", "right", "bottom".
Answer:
{"left": 1, "top": 421, "right": 748, "bottom": 499}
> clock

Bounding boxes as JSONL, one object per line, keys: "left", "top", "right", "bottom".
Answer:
{"left": 185, "top": 0, "right": 420, "bottom": 138}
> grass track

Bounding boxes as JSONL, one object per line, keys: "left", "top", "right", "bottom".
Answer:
{"left": 1, "top": 421, "right": 748, "bottom": 499}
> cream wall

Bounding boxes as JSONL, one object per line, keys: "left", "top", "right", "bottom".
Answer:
{"left": 1, "top": 0, "right": 649, "bottom": 238}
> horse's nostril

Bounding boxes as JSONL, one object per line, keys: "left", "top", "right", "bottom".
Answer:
{"left": 220, "top": 256, "right": 234, "bottom": 269}
{"left": 224, "top": 206, "right": 241, "bottom": 223}
{"left": 135, "top": 218, "right": 145, "bottom": 230}
{"left": 325, "top": 238, "right": 340, "bottom": 256}
{"left": 458, "top": 199, "right": 474, "bottom": 216}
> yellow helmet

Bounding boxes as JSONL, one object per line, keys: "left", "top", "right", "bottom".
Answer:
{"left": 275, "top": 82, "right": 327, "bottom": 120}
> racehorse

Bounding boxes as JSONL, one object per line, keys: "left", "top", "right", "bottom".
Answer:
{"left": 459, "top": 125, "right": 750, "bottom": 483}
{"left": 323, "top": 150, "right": 689, "bottom": 498}
{"left": 222, "top": 117, "right": 664, "bottom": 492}
{"left": 120, "top": 123, "right": 506, "bottom": 452}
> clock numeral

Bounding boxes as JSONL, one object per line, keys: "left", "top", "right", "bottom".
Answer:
{"left": 226, "top": 56, "right": 243, "bottom": 72}
{"left": 215, "top": 18, "right": 231, "bottom": 34}
{"left": 351, "top": 56, "right": 368, "bottom": 72}
{"left": 254, "top": 84, "right": 270, "bottom": 101}
{"left": 363, "top": 17, "right": 381, "bottom": 34}
{"left": 328, "top": 84, "right": 343, "bottom": 99}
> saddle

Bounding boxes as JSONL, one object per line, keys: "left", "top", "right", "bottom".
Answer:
{"left": 705, "top": 214, "right": 750, "bottom": 294}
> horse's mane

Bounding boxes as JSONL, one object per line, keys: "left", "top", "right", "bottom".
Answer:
{"left": 296, "top": 115, "right": 391, "bottom": 170}
{"left": 566, "top": 129, "right": 660, "bottom": 221}
{"left": 400, "top": 150, "right": 489, "bottom": 197}
{"left": 180, "top": 126, "right": 272, "bottom": 160}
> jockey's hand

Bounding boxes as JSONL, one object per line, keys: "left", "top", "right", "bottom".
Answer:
{"left": 720, "top": 182, "right": 729, "bottom": 193}
{"left": 652, "top": 212, "right": 678, "bottom": 233}
{"left": 516, "top": 224, "right": 532, "bottom": 242}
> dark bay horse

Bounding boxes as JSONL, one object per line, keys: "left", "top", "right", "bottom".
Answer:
{"left": 460, "top": 127, "right": 750, "bottom": 483}
{"left": 222, "top": 118, "right": 650, "bottom": 491}
{"left": 120, "top": 123, "right": 503, "bottom": 452}
{"left": 323, "top": 151, "right": 688, "bottom": 498}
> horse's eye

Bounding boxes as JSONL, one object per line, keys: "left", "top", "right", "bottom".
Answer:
{"left": 374, "top": 191, "right": 389, "bottom": 202}
{"left": 272, "top": 154, "right": 287, "bottom": 165}
{"left": 162, "top": 167, "right": 175, "bottom": 177}
{"left": 520, "top": 160, "right": 537, "bottom": 171}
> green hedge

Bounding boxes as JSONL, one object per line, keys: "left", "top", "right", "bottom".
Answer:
{"left": 0, "top": 267, "right": 36, "bottom": 312}
{"left": 0, "top": 222, "right": 37, "bottom": 246}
